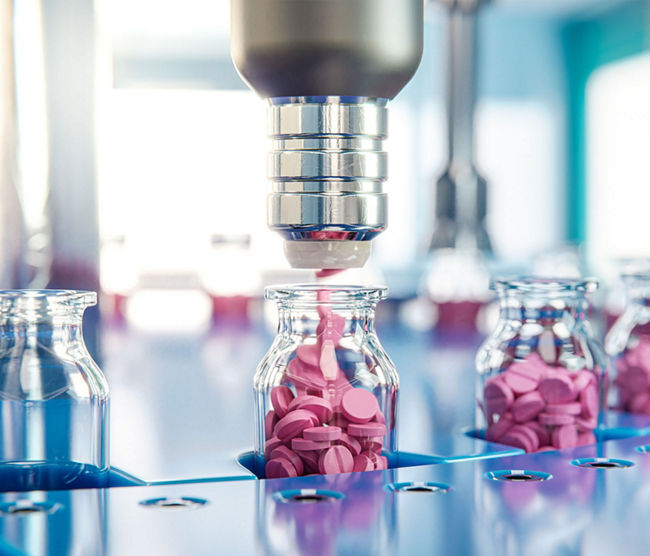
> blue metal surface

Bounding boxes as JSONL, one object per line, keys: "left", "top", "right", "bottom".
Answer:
{"left": 103, "top": 321, "right": 526, "bottom": 485}
{"left": 0, "top": 434, "right": 647, "bottom": 554}
{"left": 2, "top": 319, "right": 647, "bottom": 553}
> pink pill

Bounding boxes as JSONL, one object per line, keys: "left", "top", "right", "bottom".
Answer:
{"left": 316, "top": 289, "right": 331, "bottom": 303}
{"left": 347, "top": 422, "right": 387, "bottom": 438}
{"left": 352, "top": 454, "right": 374, "bottom": 472}
{"left": 619, "top": 365, "right": 649, "bottom": 393}
{"left": 265, "top": 457, "right": 298, "bottom": 479}
{"left": 317, "top": 313, "right": 346, "bottom": 343}
{"left": 536, "top": 446, "right": 556, "bottom": 452}
{"left": 573, "top": 369, "right": 595, "bottom": 392}
{"left": 291, "top": 437, "right": 331, "bottom": 451}
{"left": 527, "top": 352, "right": 551, "bottom": 371}
{"left": 287, "top": 394, "right": 317, "bottom": 412}
{"left": 270, "top": 385, "right": 295, "bottom": 418}
{"left": 265, "top": 410, "right": 278, "bottom": 440}
{"left": 360, "top": 436, "right": 384, "bottom": 451}
{"left": 306, "top": 387, "right": 323, "bottom": 397}
{"left": 576, "top": 431, "right": 597, "bottom": 446}
{"left": 546, "top": 402, "right": 582, "bottom": 415}
{"left": 336, "top": 433, "right": 361, "bottom": 456}
{"left": 367, "top": 451, "right": 388, "bottom": 470}
{"left": 340, "top": 389, "right": 380, "bottom": 424}
{"left": 500, "top": 429, "right": 536, "bottom": 453}
{"left": 483, "top": 378, "right": 515, "bottom": 417}
{"left": 486, "top": 413, "right": 514, "bottom": 442}
{"left": 303, "top": 426, "right": 342, "bottom": 442}
{"left": 331, "top": 410, "right": 353, "bottom": 429}
{"left": 275, "top": 409, "right": 319, "bottom": 441}
{"left": 320, "top": 340, "right": 340, "bottom": 381}
{"left": 538, "top": 412, "right": 575, "bottom": 426}
{"left": 552, "top": 424, "right": 578, "bottom": 449}
{"left": 511, "top": 390, "right": 545, "bottom": 423}
{"left": 502, "top": 362, "right": 541, "bottom": 394}
{"left": 295, "top": 450, "right": 320, "bottom": 473}
{"left": 511, "top": 424, "right": 540, "bottom": 451}
{"left": 524, "top": 420, "right": 551, "bottom": 446}
{"left": 264, "top": 436, "right": 284, "bottom": 460}
{"left": 374, "top": 411, "right": 386, "bottom": 424}
{"left": 270, "top": 445, "right": 305, "bottom": 476}
{"left": 374, "top": 455, "right": 388, "bottom": 471}
{"left": 296, "top": 344, "right": 321, "bottom": 367}
{"left": 628, "top": 391, "right": 650, "bottom": 414}
{"left": 580, "top": 384, "right": 599, "bottom": 419}
{"left": 289, "top": 396, "right": 333, "bottom": 424}
{"left": 319, "top": 445, "right": 354, "bottom": 474}
{"left": 539, "top": 371, "right": 576, "bottom": 403}
{"left": 575, "top": 415, "right": 597, "bottom": 432}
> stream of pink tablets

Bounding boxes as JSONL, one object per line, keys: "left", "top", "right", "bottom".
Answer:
{"left": 482, "top": 353, "right": 600, "bottom": 453}
{"left": 614, "top": 337, "right": 650, "bottom": 414}
{"left": 264, "top": 277, "right": 389, "bottom": 478}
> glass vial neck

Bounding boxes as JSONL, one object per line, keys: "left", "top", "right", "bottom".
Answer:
{"left": 266, "top": 284, "right": 386, "bottom": 335}
{"left": 0, "top": 290, "right": 96, "bottom": 342}
{"left": 493, "top": 278, "right": 596, "bottom": 322}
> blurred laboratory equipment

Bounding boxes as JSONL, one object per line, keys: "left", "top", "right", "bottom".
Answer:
{"left": 201, "top": 234, "right": 259, "bottom": 324}
{"left": 476, "top": 278, "right": 607, "bottom": 452}
{"left": 0, "top": 2, "right": 29, "bottom": 289}
{"left": 601, "top": 258, "right": 650, "bottom": 333}
{"left": 430, "top": 0, "right": 491, "bottom": 254}
{"left": 231, "top": 0, "right": 423, "bottom": 268}
{"left": 423, "top": 0, "right": 491, "bottom": 331}
{"left": 606, "top": 269, "right": 650, "bottom": 414}
{"left": 0, "top": 290, "right": 109, "bottom": 491}
{"left": 100, "top": 236, "right": 136, "bottom": 324}
{"left": 531, "top": 244, "right": 585, "bottom": 279}
{"left": 255, "top": 285, "right": 398, "bottom": 478}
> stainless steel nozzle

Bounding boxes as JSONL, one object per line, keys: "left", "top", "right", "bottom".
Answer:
{"left": 267, "top": 98, "right": 388, "bottom": 268}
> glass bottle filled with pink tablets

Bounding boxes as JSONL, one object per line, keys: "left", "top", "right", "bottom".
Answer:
{"left": 476, "top": 278, "right": 608, "bottom": 453}
{"left": 606, "top": 270, "right": 650, "bottom": 414}
{"left": 254, "top": 285, "right": 398, "bottom": 479}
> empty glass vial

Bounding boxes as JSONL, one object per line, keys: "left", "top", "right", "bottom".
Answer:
{"left": 476, "top": 278, "right": 607, "bottom": 453}
{"left": 0, "top": 290, "right": 109, "bottom": 490}
{"left": 606, "top": 271, "right": 650, "bottom": 414}
{"left": 255, "top": 285, "right": 398, "bottom": 478}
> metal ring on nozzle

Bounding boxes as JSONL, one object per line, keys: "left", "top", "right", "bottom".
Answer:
{"left": 267, "top": 98, "right": 388, "bottom": 268}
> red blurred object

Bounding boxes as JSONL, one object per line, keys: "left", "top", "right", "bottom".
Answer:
{"left": 435, "top": 300, "right": 484, "bottom": 331}
{"left": 210, "top": 294, "right": 251, "bottom": 323}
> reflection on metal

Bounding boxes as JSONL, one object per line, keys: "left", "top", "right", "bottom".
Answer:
{"left": 140, "top": 497, "right": 209, "bottom": 510}
{"left": 0, "top": 499, "right": 61, "bottom": 516}
{"left": 571, "top": 457, "right": 635, "bottom": 469}
{"left": 387, "top": 481, "right": 452, "bottom": 494}
{"left": 485, "top": 469, "right": 553, "bottom": 482}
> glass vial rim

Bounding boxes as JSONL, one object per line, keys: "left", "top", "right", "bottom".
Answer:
{"left": 265, "top": 284, "right": 387, "bottom": 306}
{"left": 0, "top": 290, "right": 97, "bottom": 319}
{"left": 491, "top": 276, "right": 598, "bottom": 296}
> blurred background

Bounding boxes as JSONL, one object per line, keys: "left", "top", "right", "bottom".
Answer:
{"left": 3, "top": 0, "right": 650, "bottom": 486}
{"left": 3, "top": 0, "right": 650, "bottom": 336}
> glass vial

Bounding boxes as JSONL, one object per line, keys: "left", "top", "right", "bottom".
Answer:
{"left": 476, "top": 278, "right": 607, "bottom": 453}
{"left": 606, "top": 271, "right": 650, "bottom": 414}
{"left": 255, "top": 285, "right": 398, "bottom": 477}
{"left": 0, "top": 290, "right": 109, "bottom": 490}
